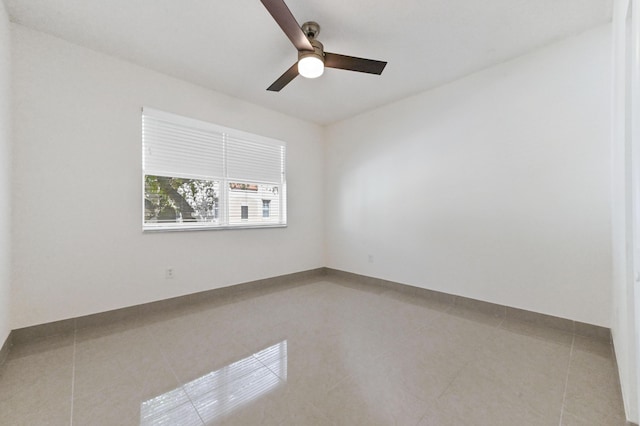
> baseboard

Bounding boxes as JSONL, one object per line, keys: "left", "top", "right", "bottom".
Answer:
{"left": 0, "top": 330, "right": 12, "bottom": 367}
{"left": 8, "top": 266, "right": 611, "bottom": 348}
{"left": 325, "top": 268, "right": 611, "bottom": 341}
{"left": 11, "top": 267, "right": 327, "bottom": 344}
{"left": 612, "top": 339, "right": 640, "bottom": 426}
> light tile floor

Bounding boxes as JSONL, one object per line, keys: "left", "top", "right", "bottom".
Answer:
{"left": 0, "top": 277, "right": 629, "bottom": 425}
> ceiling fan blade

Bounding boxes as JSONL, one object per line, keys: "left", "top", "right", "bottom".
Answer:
{"left": 260, "top": 0, "right": 313, "bottom": 52}
{"left": 324, "top": 52, "right": 387, "bottom": 75}
{"left": 267, "top": 62, "right": 299, "bottom": 91}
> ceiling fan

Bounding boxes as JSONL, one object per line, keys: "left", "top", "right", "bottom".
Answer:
{"left": 260, "top": 0, "right": 388, "bottom": 91}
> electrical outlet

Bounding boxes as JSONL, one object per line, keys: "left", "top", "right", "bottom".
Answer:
{"left": 165, "top": 268, "right": 174, "bottom": 279}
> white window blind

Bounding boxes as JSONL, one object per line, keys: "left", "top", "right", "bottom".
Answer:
{"left": 226, "top": 135, "right": 284, "bottom": 183}
{"left": 142, "top": 108, "right": 286, "bottom": 231}
{"left": 143, "top": 114, "right": 225, "bottom": 180}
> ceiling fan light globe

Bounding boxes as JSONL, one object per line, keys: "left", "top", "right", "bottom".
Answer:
{"left": 298, "top": 56, "right": 324, "bottom": 78}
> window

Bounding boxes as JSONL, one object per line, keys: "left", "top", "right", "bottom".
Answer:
{"left": 142, "top": 108, "right": 286, "bottom": 230}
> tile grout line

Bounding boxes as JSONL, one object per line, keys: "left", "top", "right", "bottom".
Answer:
{"left": 251, "top": 352, "right": 286, "bottom": 384}
{"left": 558, "top": 333, "right": 575, "bottom": 426}
{"left": 142, "top": 324, "right": 206, "bottom": 425}
{"left": 69, "top": 326, "right": 77, "bottom": 426}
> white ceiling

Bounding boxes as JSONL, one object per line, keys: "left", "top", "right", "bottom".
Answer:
{"left": 4, "top": 0, "right": 612, "bottom": 125}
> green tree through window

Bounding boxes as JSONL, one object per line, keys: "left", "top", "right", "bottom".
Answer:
{"left": 145, "top": 176, "right": 219, "bottom": 223}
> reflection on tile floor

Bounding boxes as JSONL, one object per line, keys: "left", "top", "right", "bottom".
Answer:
{"left": 0, "top": 278, "right": 629, "bottom": 425}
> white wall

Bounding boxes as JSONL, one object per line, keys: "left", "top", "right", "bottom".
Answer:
{"left": 11, "top": 24, "right": 325, "bottom": 329}
{"left": 326, "top": 25, "right": 612, "bottom": 327}
{"left": 0, "top": 1, "right": 12, "bottom": 345}
{"left": 611, "top": 0, "right": 639, "bottom": 421}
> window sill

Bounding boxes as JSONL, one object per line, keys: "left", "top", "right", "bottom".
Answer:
{"left": 143, "top": 223, "right": 288, "bottom": 232}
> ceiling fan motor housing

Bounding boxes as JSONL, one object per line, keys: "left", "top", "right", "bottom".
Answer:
{"left": 298, "top": 38, "right": 324, "bottom": 63}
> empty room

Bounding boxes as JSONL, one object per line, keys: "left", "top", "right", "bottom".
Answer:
{"left": 0, "top": 0, "right": 638, "bottom": 424}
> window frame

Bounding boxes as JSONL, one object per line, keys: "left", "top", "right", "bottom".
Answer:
{"left": 142, "top": 108, "right": 287, "bottom": 232}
